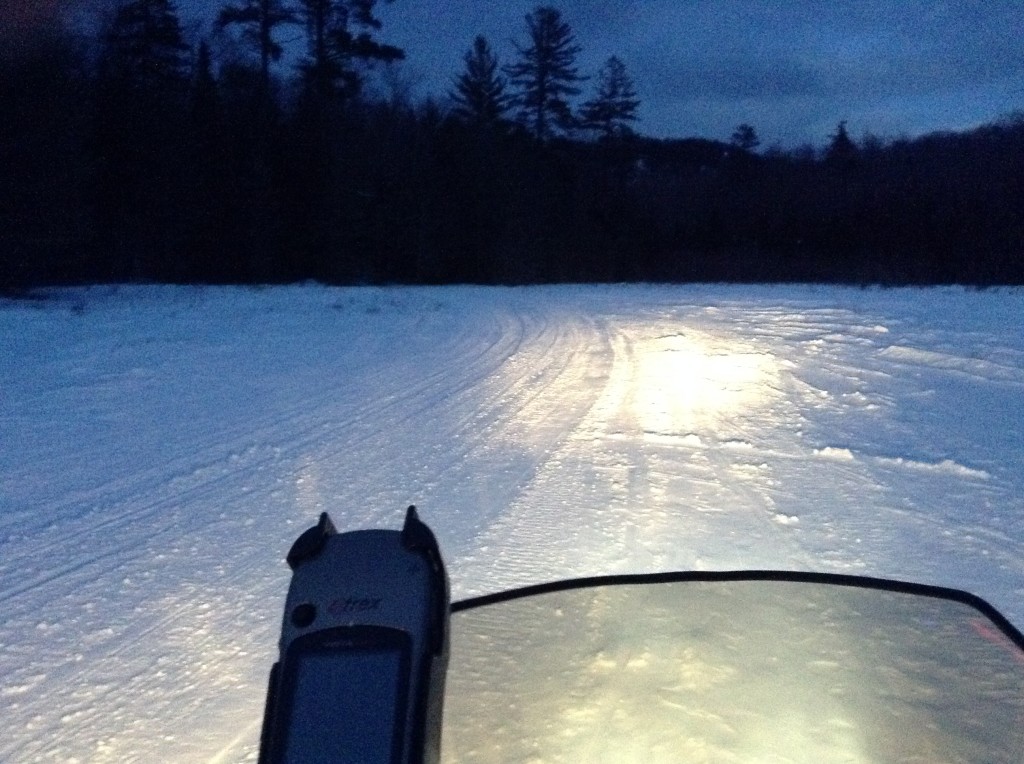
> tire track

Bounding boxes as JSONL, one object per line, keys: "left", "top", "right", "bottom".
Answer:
{"left": 0, "top": 307, "right": 527, "bottom": 611}
{"left": 0, "top": 297, "right": 540, "bottom": 764}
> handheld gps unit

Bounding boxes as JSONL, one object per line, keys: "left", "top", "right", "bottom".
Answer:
{"left": 258, "top": 507, "right": 450, "bottom": 764}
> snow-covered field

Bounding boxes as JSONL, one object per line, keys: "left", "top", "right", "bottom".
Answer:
{"left": 1, "top": 284, "right": 1022, "bottom": 763}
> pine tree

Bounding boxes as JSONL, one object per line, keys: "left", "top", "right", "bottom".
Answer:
{"left": 450, "top": 35, "right": 511, "bottom": 128}
{"left": 101, "top": 0, "right": 190, "bottom": 96}
{"left": 296, "top": 0, "right": 404, "bottom": 101}
{"left": 730, "top": 123, "right": 760, "bottom": 151}
{"left": 191, "top": 40, "right": 220, "bottom": 129}
{"left": 579, "top": 55, "right": 639, "bottom": 140}
{"left": 94, "top": 0, "right": 192, "bottom": 279}
{"left": 505, "top": 6, "right": 584, "bottom": 142}
{"left": 216, "top": 0, "right": 299, "bottom": 99}
{"left": 826, "top": 120, "right": 858, "bottom": 164}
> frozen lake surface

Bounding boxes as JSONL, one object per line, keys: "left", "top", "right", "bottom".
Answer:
{"left": 1, "top": 284, "right": 1022, "bottom": 762}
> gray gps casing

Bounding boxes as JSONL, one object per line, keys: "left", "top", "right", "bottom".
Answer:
{"left": 258, "top": 507, "right": 449, "bottom": 764}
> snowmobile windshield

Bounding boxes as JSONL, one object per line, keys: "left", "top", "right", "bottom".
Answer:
{"left": 441, "top": 572, "right": 1024, "bottom": 763}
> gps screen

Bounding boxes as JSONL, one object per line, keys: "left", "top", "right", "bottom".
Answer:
{"left": 280, "top": 630, "right": 410, "bottom": 764}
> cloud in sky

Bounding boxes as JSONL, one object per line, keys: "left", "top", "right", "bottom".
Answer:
{"left": 595, "top": 1, "right": 1022, "bottom": 141}
{"left": 68, "top": 0, "right": 1024, "bottom": 146}
{"left": 368, "top": 0, "right": 1024, "bottom": 145}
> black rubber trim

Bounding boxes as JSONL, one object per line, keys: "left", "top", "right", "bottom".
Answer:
{"left": 452, "top": 570, "right": 1024, "bottom": 653}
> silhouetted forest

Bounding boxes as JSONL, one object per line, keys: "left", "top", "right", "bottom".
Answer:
{"left": 3, "top": 1, "right": 1023, "bottom": 290}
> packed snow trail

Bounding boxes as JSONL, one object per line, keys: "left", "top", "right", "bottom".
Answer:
{"left": 0, "top": 285, "right": 1022, "bottom": 763}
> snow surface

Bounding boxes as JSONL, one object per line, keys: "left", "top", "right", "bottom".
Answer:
{"left": 1, "top": 284, "right": 1022, "bottom": 763}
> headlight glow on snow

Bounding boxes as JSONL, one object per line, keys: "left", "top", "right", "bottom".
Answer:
{"left": 633, "top": 333, "right": 779, "bottom": 435}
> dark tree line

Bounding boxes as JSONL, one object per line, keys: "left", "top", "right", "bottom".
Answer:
{"left": 2, "top": 1, "right": 1023, "bottom": 290}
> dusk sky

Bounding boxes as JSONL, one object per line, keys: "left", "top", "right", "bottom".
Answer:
{"left": 370, "top": 0, "right": 1024, "bottom": 147}
{"left": 55, "top": 0, "right": 1024, "bottom": 146}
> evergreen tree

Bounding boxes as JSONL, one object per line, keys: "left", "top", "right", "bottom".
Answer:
{"left": 100, "top": 0, "right": 190, "bottom": 96}
{"left": 505, "top": 6, "right": 584, "bottom": 141}
{"left": 450, "top": 35, "right": 511, "bottom": 128}
{"left": 826, "top": 120, "right": 858, "bottom": 164}
{"left": 0, "top": 31, "right": 91, "bottom": 287}
{"left": 190, "top": 40, "right": 220, "bottom": 132}
{"left": 296, "top": 0, "right": 404, "bottom": 101}
{"left": 579, "top": 55, "right": 639, "bottom": 140}
{"left": 216, "top": 0, "right": 299, "bottom": 99}
{"left": 730, "top": 123, "right": 760, "bottom": 151}
{"left": 185, "top": 39, "right": 235, "bottom": 280}
{"left": 94, "top": 0, "right": 192, "bottom": 279}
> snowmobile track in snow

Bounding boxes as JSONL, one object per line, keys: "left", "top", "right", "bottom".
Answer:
{"left": 1, "top": 284, "right": 1022, "bottom": 763}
